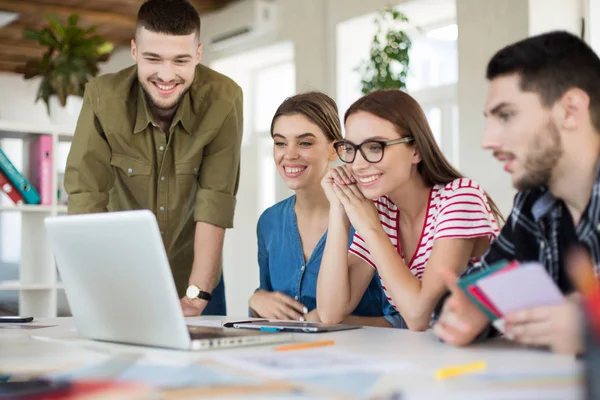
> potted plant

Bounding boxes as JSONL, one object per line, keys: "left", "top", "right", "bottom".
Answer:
{"left": 356, "top": 7, "right": 411, "bottom": 94}
{"left": 17, "top": 13, "right": 113, "bottom": 126}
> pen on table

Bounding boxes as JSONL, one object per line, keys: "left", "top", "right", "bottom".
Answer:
{"left": 275, "top": 340, "right": 335, "bottom": 352}
{"left": 434, "top": 360, "right": 487, "bottom": 380}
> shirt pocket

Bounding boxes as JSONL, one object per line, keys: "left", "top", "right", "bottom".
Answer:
{"left": 175, "top": 162, "right": 199, "bottom": 199}
{"left": 110, "top": 154, "right": 152, "bottom": 204}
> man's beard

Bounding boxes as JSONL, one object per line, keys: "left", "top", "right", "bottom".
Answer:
{"left": 515, "top": 121, "right": 563, "bottom": 191}
{"left": 142, "top": 83, "right": 189, "bottom": 112}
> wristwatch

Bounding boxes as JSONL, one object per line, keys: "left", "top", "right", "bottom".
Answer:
{"left": 185, "top": 284, "right": 212, "bottom": 302}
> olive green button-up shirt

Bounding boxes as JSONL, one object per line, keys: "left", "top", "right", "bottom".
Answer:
{"left": 64, "top": 64, "right": 243, "bottom": 295}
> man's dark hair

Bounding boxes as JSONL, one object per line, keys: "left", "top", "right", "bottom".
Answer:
{"left": 487, "top": 30, "right": 600, "bottom": 132}
{"left": 136, "top": 0, "right": 200, "bottom": 38}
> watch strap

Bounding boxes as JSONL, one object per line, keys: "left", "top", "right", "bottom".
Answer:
{"left": 196, "top": 290, "right": 212, "bottom": 302}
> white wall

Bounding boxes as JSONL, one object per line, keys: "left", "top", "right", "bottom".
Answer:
{"left": 456, "top": 0, "right": 586, "bottom": 217}
{"left": 0, "top": 47, "right": 133, "bottom": 125}
{"left": 589, "top": 0, "right": 600, "bottom": 53}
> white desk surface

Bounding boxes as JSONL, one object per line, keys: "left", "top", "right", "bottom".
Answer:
{"left": 0, "top": 317, "right": 583, "bottom": 399}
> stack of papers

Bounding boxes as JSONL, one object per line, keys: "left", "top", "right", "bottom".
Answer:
{"left": 458, "top": 261, "right": 565, "bottom": 333}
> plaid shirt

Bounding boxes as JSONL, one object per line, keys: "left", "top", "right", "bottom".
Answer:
{"left": 433, "top": 161, "right": 600, "bottom": 334}
{"left": 471, "top": 160, "right": 600, "bottom": 286}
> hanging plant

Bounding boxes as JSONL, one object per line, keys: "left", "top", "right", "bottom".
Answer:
{"left": 356, "top": 7, "right": 411, "bottom": 94}
{"left": 17, "top": 13, "right": 114, "bottom": 114}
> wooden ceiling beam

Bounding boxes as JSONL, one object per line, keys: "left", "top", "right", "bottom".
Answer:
{"left": 0, "top": 60, "right": 27, "bottom": 73}
{"left": 0, "top": 0, "right": 136, "bottom": 27}
{"left": 0, "top": 23, "right": 132, "bottom": 46}
{"left": 0, "top": 53, "right": 32, "bottom": 63}
{"left": 0, "top": 42, "right": 45, "bottom": 58}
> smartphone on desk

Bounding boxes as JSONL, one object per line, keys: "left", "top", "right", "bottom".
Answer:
{"left": 0, "top": 316, "right": 33, "bottom": 323}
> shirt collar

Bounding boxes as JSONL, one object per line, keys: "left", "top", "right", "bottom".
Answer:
{"left": 170, "top": 90, "right": 193, "bottom": 135}
{"left": 531, "top": 158, "right": 600, "bottom": 221}
{"left": 531, "top": 189, "right": 556, "bottom": 221}
{"left": 133, "top": 85, "right": 154, "bottom": 134}
{"left": 133, "top": 83, "right": 193, "bottom": 136}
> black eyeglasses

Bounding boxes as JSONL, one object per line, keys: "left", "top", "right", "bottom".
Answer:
{"left": 333, "top": 137, "right": 414, "bottom": 163}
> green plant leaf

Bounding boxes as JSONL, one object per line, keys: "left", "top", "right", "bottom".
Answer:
{"left": 357, "top": 7, "right": 411, "bottom": 94}
{"left": 49, "top": 17, "right": 66, "bottom": 41}
{"left": 68, "top": 13, "right": 79, "bottom": 28}
{"left": 18, "top": 12, "right": 112, "bottom": 113}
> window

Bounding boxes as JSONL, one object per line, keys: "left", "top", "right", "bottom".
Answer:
{"left": 210, "top": 41, "right": 295, "bottom": 316}
{"left": 336, "top": 0, "right": 458, "bottom": 164}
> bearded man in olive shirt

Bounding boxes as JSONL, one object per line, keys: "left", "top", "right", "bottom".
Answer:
{"left": 64, "top": 0, "right": 242, "bottom": 316}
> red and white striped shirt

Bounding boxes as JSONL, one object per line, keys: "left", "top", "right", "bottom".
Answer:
{"left": 349, "top": 178, "right": 500, "bottom": 309}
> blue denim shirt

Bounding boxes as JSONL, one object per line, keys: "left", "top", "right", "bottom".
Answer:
{"left": 257, "top": 195, "right": 401, "bottom": 324}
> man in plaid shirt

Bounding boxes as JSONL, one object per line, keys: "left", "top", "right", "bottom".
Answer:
{"left": 433, "top": 30, "right": 600, "bottom": 354}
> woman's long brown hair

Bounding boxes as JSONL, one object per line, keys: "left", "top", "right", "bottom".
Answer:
{"left": 344, "top": 89, "right": 505, "bottom": 226}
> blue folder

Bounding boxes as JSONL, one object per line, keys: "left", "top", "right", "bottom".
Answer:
{"left": 0, "top": 149, "right": 40, "bottom": 205}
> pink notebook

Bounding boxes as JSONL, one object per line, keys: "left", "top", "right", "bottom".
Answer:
{"left": 29, "top": 135, "right": 53, "bottom": 205}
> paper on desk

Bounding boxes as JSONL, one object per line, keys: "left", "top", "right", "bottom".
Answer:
{"left": 186, "top": 319, "right": 223, "bottom": 328}
{"left": 476, "top": 262, "right": 564, "bottom": 315}
{"left": 294, "top": 371, "right": 385, "bottom": 398}
{"left": 215, "top": 348, "right": 413, "bottom": 378}
{"left": 0, "top": 324, "right": 56, "bottom": 330}
{"left": 51, "top": 358, "right": 259, "bottom": 389}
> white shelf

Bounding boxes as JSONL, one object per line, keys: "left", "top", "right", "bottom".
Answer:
{"left": 0, "top": 120, "right": 73, "bottom": 138}
{"left": 0, "top": 281, "right": 56, "bottom": 290}
{"left": 0, "top": 121, "right": 73, "bottom": 317}
{"left": 0, "top": 204, "right": 55, "bottom": 212}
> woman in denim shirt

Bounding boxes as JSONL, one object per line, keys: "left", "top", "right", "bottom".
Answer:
{"left": 248, "top": 91, "right": 401, "bottom": 327}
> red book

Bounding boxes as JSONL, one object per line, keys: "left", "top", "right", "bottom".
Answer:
{"left": 0, "top": 169, "right": 24, "bottom": 204}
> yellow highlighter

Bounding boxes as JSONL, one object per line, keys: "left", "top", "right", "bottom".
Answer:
{"left": 434, "top": 360, "right": 487, "bottom": 380}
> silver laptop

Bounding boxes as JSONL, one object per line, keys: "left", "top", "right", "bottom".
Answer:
{"left": 44, "top": 209, "right": 293, "bottom": 351}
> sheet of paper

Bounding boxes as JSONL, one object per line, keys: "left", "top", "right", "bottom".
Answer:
{"left": 0, "top": 324, "right": 56, "bottom": 330}
{"left": 215, "top": 348, "right": 413, "bottom": 378}
{"left": 51, "top": 359, "right": 259, "bottom": 389}
{"left": 293, "top": 371, "right": 386, "bottom": 398}
{"left": 186, "top": 319, "right": 223, "bottom": 328}
{"left": 477, "top": 262, "right": 564, "bottom": 315}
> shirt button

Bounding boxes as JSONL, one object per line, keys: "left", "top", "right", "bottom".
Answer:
{"left": 596, "top": 223, "right": 600, "bottom": 232}
{"left": 160, "top": 176, "right": 166, "bottom": 181}
{"left": 540, "top": 242, "right": 545, "bottom": 249}
{"left": 300, "top": 265, "right": 305, "bottom": 271}
{"left": 294, "top": 296, "right": 299, "bottom": 300}
{"left": 193, "top": 168, "right": 198, "bottom": 173}
{"left": 159, "top": 206, "right": 165, "bottom": 211}
{"left": 159, "top": 146, "right": 164, "bottom": 151}
{"left": 127, "top": 168, "right": 133, "bottom": 174}
{"left": 160, "top": 231, "right": 164, "bottom": 235}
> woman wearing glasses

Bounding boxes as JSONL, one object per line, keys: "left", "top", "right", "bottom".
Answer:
{"left": 249, "top": 91, "right": 400, "bottom": 327}
{"left": 317, "top": 90, "right": 503, "bottom": 330}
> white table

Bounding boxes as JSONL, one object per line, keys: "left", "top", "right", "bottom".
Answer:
{"left": 0, "top": 317, "right": 583, "bottom": 399}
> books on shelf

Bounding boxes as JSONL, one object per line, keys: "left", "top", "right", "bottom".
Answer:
{"left": 0, "top": 169, "right": 24, "bottom": 204}
{"left": 29, "top": 134, "right": 53, "bottom": 205}
{"left": 0, "top": 134, "right": 57, "bottom": 207}
{"left": 0, "top": 148, "right": 40, "bottom": 204}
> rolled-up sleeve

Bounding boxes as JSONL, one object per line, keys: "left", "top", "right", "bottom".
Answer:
{"left": 194, "top": 87, "right": 243, "bottom": 228}
{"left": 64, "top": 80, "right": 114, "bottom": 214}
